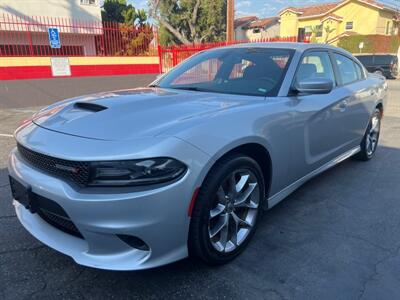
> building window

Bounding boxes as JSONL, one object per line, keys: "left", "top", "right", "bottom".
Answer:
{"left": 80, "top": 0, "right": 96, "bottom": 5}
{"left": 386, "top": 21, "right": 391, "bottom": 35}
{"left": 346, "top": 22, "right": 353, "bottom": 30}
{"left": 252, "top": 28, "right": 261, "bottom": 34}
{"left": 316, "top": 25, "right": 323, "bottom": 37}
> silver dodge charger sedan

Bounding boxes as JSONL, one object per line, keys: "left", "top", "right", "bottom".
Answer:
{"left": 8, "top": 43, "right": 387, "bottom": 270}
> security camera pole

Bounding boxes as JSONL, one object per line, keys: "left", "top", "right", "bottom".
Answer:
{"left": 227, "top": 0, "right": 234, "bottom": 42}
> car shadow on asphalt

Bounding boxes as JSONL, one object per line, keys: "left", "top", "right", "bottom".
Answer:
{"left": 1, "top": 144, "right": 400, "bottom": 298}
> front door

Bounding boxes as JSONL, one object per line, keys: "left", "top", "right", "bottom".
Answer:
{"left": 297, "top": 28, "right": 306, "bottom": 42}
{"left": 288, "top": 50, "right": 354, "bottom": 182}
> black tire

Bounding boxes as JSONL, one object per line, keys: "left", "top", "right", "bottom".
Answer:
{"left": 188, "top": 154, "right": 265, "bottom": 265}
{"left": 354, "top": 108, "right": 382, "bottom": 161}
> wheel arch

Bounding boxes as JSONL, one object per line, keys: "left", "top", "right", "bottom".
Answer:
{"left": 221, "top": 143, "right": 272, "bottom": 196}
{"left": 195, "top": 139, "right": 273, "bottom": 201}
{"left": 376, "top": 102, "right": 383, "bottom": 113}
{"left": 373, "top": 67, "right": 384, "bottom": 73}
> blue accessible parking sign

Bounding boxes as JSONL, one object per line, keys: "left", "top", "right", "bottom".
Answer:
{"left": 48, "top": 28, "right": 61, "bottom": 48}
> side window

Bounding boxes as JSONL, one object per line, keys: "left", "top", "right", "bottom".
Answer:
{"left": 295, "top": 51, "right": 335, "bottom": 84}
{"left": 334, "top": 53, "right": 359, "bottom": 85}
{"left": 354, "top": 62, "right": 364, "bottom": 80}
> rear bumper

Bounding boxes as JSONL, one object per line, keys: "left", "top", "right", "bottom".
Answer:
{"left": 8, "top": 141, "right": 208, "bottom": 270}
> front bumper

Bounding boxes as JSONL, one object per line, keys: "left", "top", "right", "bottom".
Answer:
{"left": 8, "top": 135, "right": 209, "bottom": 270}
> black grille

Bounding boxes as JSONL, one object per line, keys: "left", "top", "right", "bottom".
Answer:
{"left": 31, "top": 193, "right": 83, "bottom": 239}
{"left": 17, "top": 143, "right": 90, "bottom": 187}
{"left": 37, "top": 208, "right": 83, "bottom": 239}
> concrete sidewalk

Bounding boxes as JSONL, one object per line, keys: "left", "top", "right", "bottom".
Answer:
{"left": 0, "top": 74, "right": 157, "bottom": 109}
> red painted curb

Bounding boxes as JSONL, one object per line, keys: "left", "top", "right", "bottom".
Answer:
{"left": 0, "top": 64, "right": 160, "bottom": 80}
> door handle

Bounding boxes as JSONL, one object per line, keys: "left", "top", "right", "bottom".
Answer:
{"left": 339, "top": 100, "right": 348, "bottom": 112}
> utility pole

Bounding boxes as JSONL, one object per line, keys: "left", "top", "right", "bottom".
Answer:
{"left": 226, "top": 0, "right": 234, "bottom": 42}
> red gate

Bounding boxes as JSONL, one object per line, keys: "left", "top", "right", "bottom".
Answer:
{"left": 158, "top": 36, "right": 299, "bottom": 73}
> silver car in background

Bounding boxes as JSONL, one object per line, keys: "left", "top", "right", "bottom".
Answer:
{"left": 8, "top": 43, "right": 387, "bottom": 270}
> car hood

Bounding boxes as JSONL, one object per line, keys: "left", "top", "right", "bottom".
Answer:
{"left": 32, "top": 88, "right": 257, "bottom": 141}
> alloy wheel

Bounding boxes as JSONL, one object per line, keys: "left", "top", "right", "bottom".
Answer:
{"left": 208, "top": 169, "right": 260, "bottom": 253}
{"left": 366, "top": 114, "right": 381, "bottom": 156}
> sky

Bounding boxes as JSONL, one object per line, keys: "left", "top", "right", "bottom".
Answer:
{"left": 127, "top": 0, "right": 400, "bottom": 18}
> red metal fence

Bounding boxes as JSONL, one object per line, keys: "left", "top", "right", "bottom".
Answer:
{"left": 158, "top": 36, "right": 300, "bottom": 73}
{"left": 0, "top": 14, "right": 157, "bottom": 57}
{"left": 0, "top": 12, "right": 304, "bottom": 78}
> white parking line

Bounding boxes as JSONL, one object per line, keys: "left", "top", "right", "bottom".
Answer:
{"left": 0, "top": 133, "right": 13, "bottom": 138}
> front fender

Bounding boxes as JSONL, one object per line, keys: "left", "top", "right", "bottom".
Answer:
{"left": 188, "top": 136, "right": 274, "bottom": 192}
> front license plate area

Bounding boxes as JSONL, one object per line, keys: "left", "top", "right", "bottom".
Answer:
{"left": 9, "top": 176, "right": 36, "bottom": 212}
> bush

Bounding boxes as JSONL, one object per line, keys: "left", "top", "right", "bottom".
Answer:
{"left": 338, "top": 34, "right": 400, "bottom": 53}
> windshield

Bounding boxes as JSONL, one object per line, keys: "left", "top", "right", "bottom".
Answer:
{"left": 156, "top": 47, "right": 294, "bottom": 97}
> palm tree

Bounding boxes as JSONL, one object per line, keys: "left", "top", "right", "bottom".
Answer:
{"left": 309, "top": 25, "right": 320, "bottom": 43}
{"left": 136, "top": 9, "right": 148, "bottom": 27}
{"left": 324, "top": 25, "right": 336, "bottom": 44}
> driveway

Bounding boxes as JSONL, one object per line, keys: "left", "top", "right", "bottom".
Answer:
{"left": 0, "top": 80, "right": 399, "bottom": 299}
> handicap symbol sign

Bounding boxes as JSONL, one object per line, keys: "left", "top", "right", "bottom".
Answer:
{"left": 48, "top": 28, "right": 61, "bottom": 48}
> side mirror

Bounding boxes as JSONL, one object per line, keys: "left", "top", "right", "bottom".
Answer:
{"left": 149, "top": 73, "right": 164, "bottom": 87}
{"left": 294, "top": 78, "right": 334, "bottom": 95}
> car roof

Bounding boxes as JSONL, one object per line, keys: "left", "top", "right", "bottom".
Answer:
{"left": 218, "top": 42, "right": 352, "bottom": 56}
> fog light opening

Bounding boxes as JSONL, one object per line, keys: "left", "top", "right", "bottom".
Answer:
{"left": 117, "top": 234, "right": 150, "bottom": 251}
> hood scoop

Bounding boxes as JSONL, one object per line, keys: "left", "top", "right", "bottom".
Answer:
{"left": 74, "top": 102, "right": 108, "bottom": 112}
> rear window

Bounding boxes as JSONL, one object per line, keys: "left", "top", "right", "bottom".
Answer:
{"left": 356, "top": 55, "right": 373, "bottom": 65}
{"left": 374, "top": 55, "right": 395, "bottom": 65}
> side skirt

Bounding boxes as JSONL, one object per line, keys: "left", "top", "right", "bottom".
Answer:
{"left": 266, "top": 146, "right": 361, "bottom": 209}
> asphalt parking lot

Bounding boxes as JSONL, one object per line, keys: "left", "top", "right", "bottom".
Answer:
{"left": 0, "top": 78, "right": 399, "bottom": 299}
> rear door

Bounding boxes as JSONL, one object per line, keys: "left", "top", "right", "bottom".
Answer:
{"left": 332, "top": 52, "right": 374, "bottom": 147}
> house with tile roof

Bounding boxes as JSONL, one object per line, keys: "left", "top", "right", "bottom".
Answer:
{"left": 279, "top": 0, "right": 399, "bottom": 44}
{"left": 234, "top": 16, "right": 258, "bottom": 40}
{"left": 234, "top": 17, "right": 280, "bottom": 41}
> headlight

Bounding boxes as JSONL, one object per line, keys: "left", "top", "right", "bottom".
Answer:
{"left": 88, "top": 158, "right": 187, "bottom": 187}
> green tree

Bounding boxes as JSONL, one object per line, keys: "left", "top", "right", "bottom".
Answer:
{"left": 102, "top": 0, "right": 132, "bottom": 23}
{"left": 149, "top": 0, "right": 227, "bottom": 45}
{"left": 101, "top": 0, "right": 153, "bottom": 56}
{"left": 309, "top": 25, "right": 320, "bottom": 43}
{"left": 136, "top": 9, "right": 148, "bottom": 27}
{"left": 324, "top": 25, "right": 336, "bottom": 44}
{"left": 102, "top": 1, "right": 148, "bottom": 26}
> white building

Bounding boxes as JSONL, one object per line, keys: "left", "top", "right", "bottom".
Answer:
{"left": 235, "top": 16, "right": 280, "bottom": 41}
{"left": 234, "top": 16, "right": 258, "bottom": 40}
{"left": 0, "top": 0, "right": 102, "bottom": 55}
